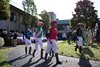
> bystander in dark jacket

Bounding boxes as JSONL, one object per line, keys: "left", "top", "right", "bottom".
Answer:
{"left": 96, "top": 28, "right": 100, "bottom": 46}
{"left": 13, "top": 31, "right": 18, "bottom": 46}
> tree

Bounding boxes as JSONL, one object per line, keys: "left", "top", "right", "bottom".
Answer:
{"left": 22, "top": 0, "right": 37, "bottom": 27}
{"left": 0, "top": 0, "right": 10, "bottom": 20}
{"left": 22, "top": 0, "right": 37, "bottom": 15}
{"left": 40, "top": 10, "right": 51, "bottom": 30}
{"left": 71, "top": 0, "right": 98, "bottom": 28}
{"left": 22, "top": 15, "right": 38, "bottom": 28}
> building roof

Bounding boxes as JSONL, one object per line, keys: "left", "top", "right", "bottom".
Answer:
{"left": 57, "top": 20, "right": 70, "bottom": 25}
{"left": 10, "top": 4, "right": 42, "bottom": 20}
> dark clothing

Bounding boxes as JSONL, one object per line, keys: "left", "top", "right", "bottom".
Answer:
{"left": 13, "top": 33, "right": 18, "bottom": 46}
{"left": 76, "top": 28, "right": 82, "bottom": 37}
{"left": 24, "top": 31, "right": 33, "bottom": 39}
{"left": 13, "top": 33, "right": 17, "bottom": 39}
{"left": 67, "top": 32, "right": 71, "bottom": 39}
{"left": 97, "top": 22, "right": 100, "bottom": 29}
{"left": 73, "top": 35, "right": 78, "bottom": 41}
{"left": 46, "top": 30, "right": 51, "bottom": 39}
{"left": 1, "top": 32, "right": 8, "bottom": 46}
{"left": 96, "top": 29, "right": 100, "bottom": 42}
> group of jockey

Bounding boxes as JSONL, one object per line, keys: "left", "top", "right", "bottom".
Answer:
{"left": 24, "top": 21, "right": 62, "bottom": 65}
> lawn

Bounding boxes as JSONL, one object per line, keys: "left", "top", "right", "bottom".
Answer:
{"left": 0, "top": 47, "right": 12, "bottom": 67}
{"left": 57, "top": 41, "right": 100, "bottom": 61}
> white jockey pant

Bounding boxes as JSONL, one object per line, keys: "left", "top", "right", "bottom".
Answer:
{"left": 25, "top": 38, "right": 32, "bottom": 47}
{"left": 34, "top": 38, "right": 43, "bottom": 50}
{"left": 77, "top": 36, "right": 83, "bottom": 47}
{"left": 46, "top": 39, "right": 58, "bottom": 54}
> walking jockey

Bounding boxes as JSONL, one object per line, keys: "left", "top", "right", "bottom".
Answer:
{"left": 75, "top": 23, "right": 83, "bottom": 53}
{"left": 24, "top": 28, "right": 33, "bottom": 55}
{"left": 45, "top": 21, "right": 62, "bottom": 64}
{"left": 32, "top": 22, "right": 44, "bottom": 59}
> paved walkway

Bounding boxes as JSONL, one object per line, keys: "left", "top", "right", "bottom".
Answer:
{"left": 7, "top": 43, "right": 100, "bottom": 67}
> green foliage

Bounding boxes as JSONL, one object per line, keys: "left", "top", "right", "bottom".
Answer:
{"left": 0, "top": 0, "right": 10, "bottom": 20}
{"left": 22, "top": 0, "right": 37, "bottom": 15}
{"left": 22, "top": 0, "right": 37, "bottom": 27}
{"left": 58, "top": 41, "right": 100, "bottom": 61}
{"left": 0, "top": 48, "right": 12, "bottom": 67}
{"left": 22, "top": 15, "right": 38, "bottom": 28}
{"left": 40, "top": 10, "right": 51, "bottom": 31}
{"left": 29, "top": 16, "right": 38, "bottom": 27}
{"left": 71, "top": 0, "right": 98, "bottom": 28}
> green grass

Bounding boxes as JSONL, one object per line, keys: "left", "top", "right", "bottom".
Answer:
{"left": 0, "top": 47, "right": 12, "bottom": 67}
{"left": 57, "top": 41, "right": 100, "bottom": 61}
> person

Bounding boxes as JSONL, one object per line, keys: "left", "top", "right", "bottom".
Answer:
{"left": 95, "top": 28, "right": 100, "bottom": 46}
{"left": 45, "top": 21, "right": 62, "bottom": 64}
{"left": 32, "top": 22, "right": 44, "bottom": 59}
{"left": 62, "top": 31, "right": 66, "bottom": 40}
{"left": 13, "top": 31, "right": 18, "bottom": 46}
{"left": 65, "top": 26, "right": 71, "bottom": 44}
{"left": 72, "top": 31, "right": 78, "bottom": 42}
{"left": 87, "top": 27, "right": 93, "bottom": 47}
{"left": 24, "top": 28, "right": 33, "bottom": 55}
{"left": 75, "top": 23, "right": 83, "bottom": 53}
{"left": 1, "top": 30, "right": 8, "bottom": 46}
{"left": 82, "top": 25, "right": 88, "bottom": 46}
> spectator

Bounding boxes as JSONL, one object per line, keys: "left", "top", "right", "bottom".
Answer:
{"left": 87, "top": 27, "right": 93, "bottom": 47}
{"left": 62, "top": 31, "right": 66, "bottom": 40}
{"left": 95, "top": 28, "right": 100, "bottom": 46}
{"left": 13, "top": 31, "right": 18, "bottom": 46}
{"left": 1, "top": 30, "right": 8, "bottom": 46}
{"left": 82, "top": 25, "right": 88, "bottom": 46}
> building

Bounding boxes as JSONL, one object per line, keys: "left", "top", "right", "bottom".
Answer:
{"left": 48, "top": 12, "right": 57, "bottom": 21}
{"left": 57, "top": 19, "right": 70, "bottom": 33}
{"left": 56, "top": 19, "right": 70, "bottom": 40}
{"left": 0, "top": 4, "right": 27, "bottom": 32}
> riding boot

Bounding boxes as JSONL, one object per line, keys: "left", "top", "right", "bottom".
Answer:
{"left": 25, "top": 47, "right": 27, "bottom": 55}
{"left": 44, "top": 52, "right": 48, "bottom": 61}
{"left": 29, "top": 47, "right": 32, "bottom": 55}
{"left": 51, "top": 49, "right": 54, "bottom": 57}
{"left": 32, "top": 50, "right": 36, "bottom": 57}
{"left": 50, "top": 49, "right": 52, "bottom": 56}
{"left": 41, "top": 49, "right": 43, "bottom": 59}
{"left": 75, "top": 45, "right": 78, "bottom": 51}
{"left": 55, "top": 53, "right": 62, "bottom": 64}
{"left": 79, "top": 46, "right": 82, "bottom": 53}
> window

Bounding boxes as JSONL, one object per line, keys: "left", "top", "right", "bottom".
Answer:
{"left": 10, "top": 12, "right": 17, "bottom": 23}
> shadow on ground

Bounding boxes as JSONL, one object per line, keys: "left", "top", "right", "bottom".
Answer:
{"left": 21, "top": 57, "right": 59, "bottom": 67}
{"left": 82, "top": 47, "right": 94, "bottom": 58}
{"left": 8, "top": 54, "right": 28, "bottom": 64}
{"left": 78, "top": 53, "right": 92, "bottom": 67}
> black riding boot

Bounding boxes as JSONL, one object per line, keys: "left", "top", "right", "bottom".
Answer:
{"left": 25, "top": 47, "right": 27, "bottom": 55}
{"left": 50, "top": 49, "right": 52, "bottom": 56}
{"left": 55, "top": 53, "right": 62, "bottom": 64}
{"left": 41, "top": 49, "right": 43, "bottom": 59}
{"left": 75, "top": 45, "right": 78, "bottom": 51}
{"left": 44, "top": 52, "right": 48, "bottom": 61}
{"left": 79, "top": 46, "right": 82, "bottom": 53}
{"left": 32, "top": 50, "right": 36, "bottom": 57}
{"left": 29, "top": 47, "right": 32, "bottom": 55}
{"left": 50, "top": 49, "right": 54, "bottom": 57}
{"left": 52, "top": 51, "right": 54, "bottom": 57}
